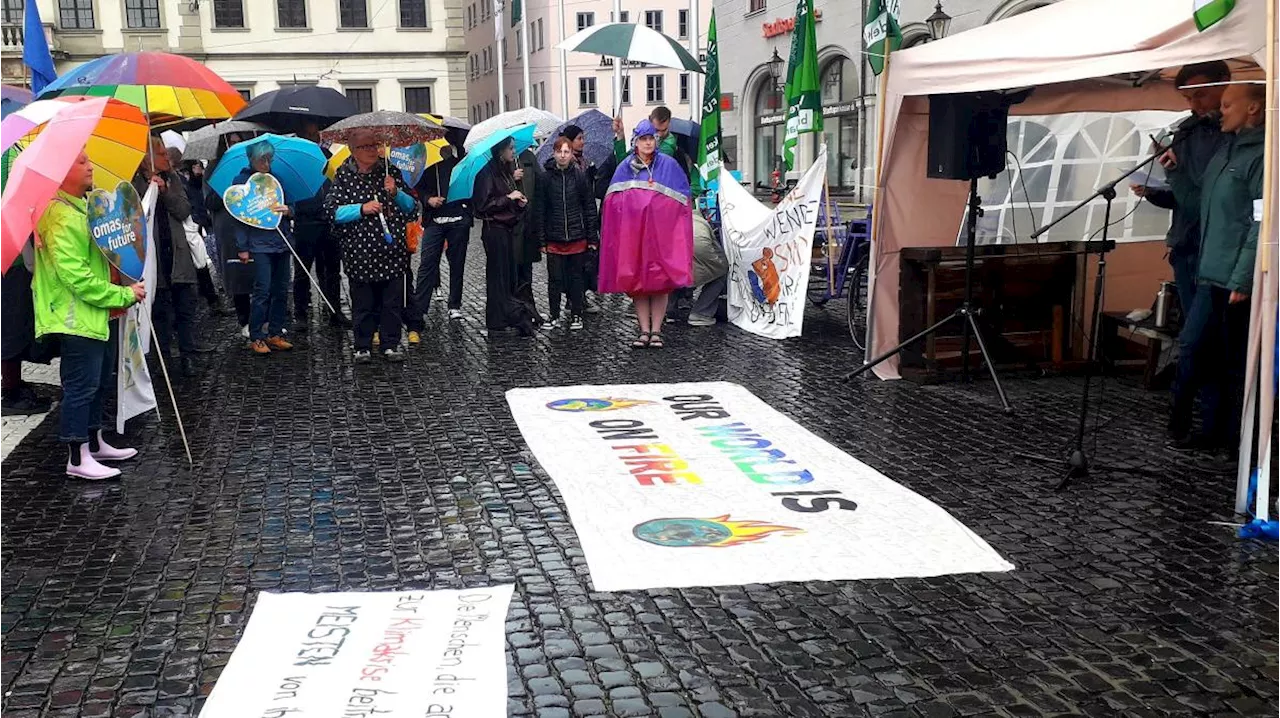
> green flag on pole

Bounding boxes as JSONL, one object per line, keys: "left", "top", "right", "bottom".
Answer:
{"left": 512, "top": 0, "right": 521, "bottom": 26}
{"left": 695, "top": 10, "right": 722, "bottom": 194}
{"left": 1192, "top": 0, "right": 1234, "bottom": 30}
{"left": 781, "top": 0, "right": 822, "bottom": 171}
{"left": 863, "top": 0, "right": 902, "bottom": 76}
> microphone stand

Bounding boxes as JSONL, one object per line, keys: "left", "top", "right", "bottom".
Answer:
{"left": 1017, "top": 135, "right": 1184, "bottom": 490}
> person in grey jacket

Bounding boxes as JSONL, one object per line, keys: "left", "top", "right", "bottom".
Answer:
{"left": 134, "top": 135, "right": 205, "bottom": 376}
{"left": 1130, "top": 61, "right": 1229, "bottom": 317}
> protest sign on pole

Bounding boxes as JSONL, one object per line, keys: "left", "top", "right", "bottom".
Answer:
{"left": 116, "top": 183, "right": 158, "bottom": 433}
{"left": 719, "top": 146, "right": 826, "bottom": 339}
{"left": 200, "top": 586, "right": 515, "bottom": 718}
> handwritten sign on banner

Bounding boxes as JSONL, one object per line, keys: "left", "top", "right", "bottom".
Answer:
{"left": 199, "top": 586, "right": 514, "bottom": 717}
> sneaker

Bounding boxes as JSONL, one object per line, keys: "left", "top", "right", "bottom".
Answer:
{"left": 354, "top": 349, "right": 372, "bottom": 363}
{"left": 448, "top": 309, "right": 464, "bottom": 320}
{"left": 239, "top": 324, "right": 250, "bottom": 339}
{"left": 248, "top": 339, "right": 271, "bottom": 355}
{"left": 569, "top": 316, "right": 584, "bottom": 331}
{"left": 407, "top": 331, "right": 421, "bottom": 346}
{"left": 383, "top": 348, "right": 405, "bottom": 362}
{"left": 542, "top": 316, "right": 560, "bottom": 331}
{"left": 266, "top": 336, "right": 293, "bottom": 351}
{"left": 688, "top": 313, "right": 717, "bottom": 327}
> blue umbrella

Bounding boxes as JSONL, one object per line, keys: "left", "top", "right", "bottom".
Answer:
{"left": 207, "top": 133, "right": 327, "bottom": 203}
{"left": 536, "top": 109, "right": 614, "bottom": 168}
{"left": 447, "top": 123, "right": 536, "bottom": 202}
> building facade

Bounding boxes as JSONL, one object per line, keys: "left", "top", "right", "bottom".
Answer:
{"left": 463, "top": 0, "right": 712, "bottom": 132}
{"left": 713, "top": 0, "right": 1053, "bottom": 198}
{"left": 1, "top": 0, "right": 468, "bottom": 116}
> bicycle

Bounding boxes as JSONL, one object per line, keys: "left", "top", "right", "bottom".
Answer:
{"left": 807, "top": 206, "right": 872, "bottom": 350}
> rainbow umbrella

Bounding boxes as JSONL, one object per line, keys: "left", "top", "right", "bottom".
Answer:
{"left": 1, "top": 97, "right": 150, "bottom": 274}
{"left": 1, "top": 97, "right": 149, "bottom": 189}
{"left": 1, "top": 85, "right": 32, "bottom": 118}
{"left": 37, "top": 52, "right": 246, "bottom": 131}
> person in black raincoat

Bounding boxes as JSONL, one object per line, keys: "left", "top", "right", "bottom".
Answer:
{"left": 513, "top": 145, "right": 543, "bottom": 325}
{"left": 292, "top": 121, "right": 349, "bottom": 330}
{"left": 324, "top": 129, "right": 420, "bottom": 363}
{"left": 473, "top": 137, "right": 535, "bottom": 336}
{"left": 532, "top": 136, "right": 598, "bottom": 330}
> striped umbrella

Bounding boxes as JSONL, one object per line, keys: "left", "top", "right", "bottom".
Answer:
{"left": 37, "top": 51, "right": 246, "bottom": 131}
{"left": 1, "top": 97, "right": 149, "bottom": 189}
{"left": 557, "top": 23, "right": 703, "bottom": 73}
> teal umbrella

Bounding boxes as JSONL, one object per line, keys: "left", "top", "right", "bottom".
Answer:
{"left": 447, "top": 123, "right": 536, "bottom": 202}
{"left": 207, "top": 133, "right": 328, "bottom": 202}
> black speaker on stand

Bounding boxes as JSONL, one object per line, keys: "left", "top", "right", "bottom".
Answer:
{"left": 844, "top": 90, "right": 1029, "bottom": 415}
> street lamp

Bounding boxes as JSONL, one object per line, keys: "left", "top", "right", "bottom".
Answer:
{"left": 926, "top": 1, "right": 952, "bottom": 41}
{"left": 767, "top": 48, "right": 783, "bottom": 91}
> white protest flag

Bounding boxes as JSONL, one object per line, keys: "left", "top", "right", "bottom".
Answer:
{"left": 199, "top": 586, "right": 515, "bottom": 718}
{"left": 507, "top": 382, "right": 1014, "bottom": 592}
{"left": 116, "top": 183, "right": 159, "bottom": 433}
{"left": 720, "top": 146, "right": 827, "bottom": 339}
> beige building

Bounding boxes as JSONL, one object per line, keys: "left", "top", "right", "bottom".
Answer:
{"left": 2, "top": 0, "right": 468, "bottom": 116}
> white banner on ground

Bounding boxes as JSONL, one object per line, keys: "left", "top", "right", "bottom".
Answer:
{"left": 199, "top": 586, "right": 515, "bottom": 718}
{"left": 117, "top": 183, "right": 159, "bottom": 433}
{"left": 507, "top": 382, "right": 1013, "bottom": 592}
{"left": 719, "top": 146, "right": 827, "bottom": 339}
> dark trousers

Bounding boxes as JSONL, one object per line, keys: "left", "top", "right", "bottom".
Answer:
{"left": 153, "top": 283, "right": 198, "bottom": 356}
{"left": 352, "top": 277, "right": 403, "bottom": 351}
{"left": 58, "top": 330, "right": 115, "bottom": 444}
{"left": 294, "top": 232, "right": 343, "bottom": 318}
{"left": 691, "top": 275, "right": 728, "bottom": 318}
{"left": 1169, "top": 248, "right": 1199, "bottom": 323}
{"left": 584, "top": 247, "right": 599, "bottom": 293}
{"left": 196, "top": 266, "right": 219, "bottom": 305}
{"left": 546, "top": 251, "right": 587, "bottom": 319}
{"left": 481, "top": 223, "right": 531, "bottom": 331}
{"left": 1172, "top": 285, "right": 1250, "bottom": 443}
{"left": 233, "top": 293, "right": 251, "bottom": 327}
{"left": 414, "top": 222, "right": 471, "bottom": 311}
{"left": 250, "top": 251, "right": 291, "bottom": 341}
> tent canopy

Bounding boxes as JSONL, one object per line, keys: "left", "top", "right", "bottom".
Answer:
{"left": 868, "top": 0, "right": 1268, "bottom": 379}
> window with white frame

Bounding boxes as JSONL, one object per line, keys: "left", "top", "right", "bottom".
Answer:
{"left": 344, "top": 86, "right": 374, "bottom": 113}
{"left": 677, "top": 9, "right": 688, "bottom": 38}
{"left": 620, "top": 76, "right": 631, "bottom": 105}
{"left": 403, "top": 85, "right": 432, "bottom": 113}
{"left": 125, "top": 0, "right": 161, "bottom": 28}
{"left": 679, "top": 73, "right": 689, "bottom": 103}
{"left": 211, "top": 0, "right": 242, "bottom": 27}
{"left": 578, "top": 78, "right": 597, "bottom": 106}
{"left": 276, "top": 0, "right": 306, "bottom": 28}
{"left": 646, "top": 74, "right": 663, "bottom": 104}
{"left": 400, "top": 0, "right": 428, "bottom": 27}
{"left": 339, "top": 0, "right": 368, "bottom": 27}
{"left": 644, "top": 10, "right": 662, "bottom": 32}
{"left": 576, "top": 11, "right": 593, "bottom": 31}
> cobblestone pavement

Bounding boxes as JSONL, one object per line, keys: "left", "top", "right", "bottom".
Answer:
{"left": 2, "top": 240, "right": 1276, "bottom": 717}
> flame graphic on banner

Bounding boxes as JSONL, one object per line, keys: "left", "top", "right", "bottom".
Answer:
{"left": 632, "top": 515, "right": 804, "bottom": 548}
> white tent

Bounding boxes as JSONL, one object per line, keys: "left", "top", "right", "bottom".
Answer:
{"left": 864, "top": 0, "right": 1275, "bottom": 515}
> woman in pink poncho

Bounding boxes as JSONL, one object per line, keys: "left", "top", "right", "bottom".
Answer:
{"left": 598, "top": 120, "right": 693, "bottom": 349}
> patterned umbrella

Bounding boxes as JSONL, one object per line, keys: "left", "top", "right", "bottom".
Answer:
{"left": 464, "top": 107, "right": 563, "bottom": 151}
{"left": 536, "top": 109, "right": 614, "bottom": 167}
{"left": 319, "top": 110, "right": 444, "bottom": 147}
{"left": 37, "top": 51, "right": 246, "bottom": 131}
{"left": 184, "top": 119, "right": 269, "bottom": 162}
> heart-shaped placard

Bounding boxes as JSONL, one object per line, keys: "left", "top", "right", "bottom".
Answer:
{"left": 223, "top": 172, "right": 285, "bottom": 231}
{"left": 87, "top": 181, "right": 148, "bottom": 282}
{"left": 389, "top": 143, "right": 427, "bottom": 187}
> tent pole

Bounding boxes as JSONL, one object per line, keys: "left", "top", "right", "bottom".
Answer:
{"left": 861, "top": 44, "right": 892, "bottom": 366}
{"left": 823, "top": 174, "right": 836, "bottom": 288}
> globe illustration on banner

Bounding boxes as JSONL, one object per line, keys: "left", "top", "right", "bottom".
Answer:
{"left": 632, "top": 516, "right": 803, "bottom": 548}
{"left": 87, "top": 181, "right": 148, "bottom": 281}
{"left": 546, "top": 397, "right": 652, "bottom": 412}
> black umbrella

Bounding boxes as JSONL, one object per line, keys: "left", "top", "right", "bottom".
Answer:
{"left": 233, "top": 86, "right": 358, "bottom": 134}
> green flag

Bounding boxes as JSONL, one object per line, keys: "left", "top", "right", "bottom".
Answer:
{"left": 863, "top": 0, "right": 902, "bottom": 76}
{"left": 695, "top": 10, "right": 722, "bottom": 193}
{"left": 1193, "top": 0, "right": 1234, "bottom": 30}
{"left": 781, "top": 0, "right": 822, "bottom": 171}
{"left": 512, "top": 0, "right": 521, "bottom": 26}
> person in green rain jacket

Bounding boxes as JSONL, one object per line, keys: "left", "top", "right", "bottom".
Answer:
{"left": 33, "top": 151, "right": 147, "bottom": 481}
{"left": 1169, "top": 82, "right": 1266, "bottom": 455}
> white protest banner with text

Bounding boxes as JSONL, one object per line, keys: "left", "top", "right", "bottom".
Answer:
{"left": 199, "top": 586, "right": 514, "bottom": 718}
{"left": 117, "top": 183, "right": 159, "bottom": 433}
{"left": 720, "top": 146, "right": 826, "bottom": 339}
{"left": 507, "top": 382, "right": 1013, "bottom": 592}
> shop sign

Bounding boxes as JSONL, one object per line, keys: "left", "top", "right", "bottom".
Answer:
{"left": 762, "top": 9, "right": 823, "bottom": 38}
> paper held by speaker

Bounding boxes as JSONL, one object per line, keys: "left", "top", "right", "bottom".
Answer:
{"left": 926, "top": 90, "right": 1032, "bottom": 181}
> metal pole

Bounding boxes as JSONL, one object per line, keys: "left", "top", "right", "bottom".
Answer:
{"left": 613, "top": 0, "right": 623, "bottom": 113}
{"left": 558, "top": 0, "right": 569, "bottom": 115}
{"left": 520, "top": 1, "right": 531, "bottom": 107}
{"left": 495, "top": 0, "right": 507, "bottom": 113}
{"left": 689, "top": 0, "right": 700, "bottom": 121}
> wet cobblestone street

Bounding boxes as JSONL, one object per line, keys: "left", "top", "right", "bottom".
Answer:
{"left": 2, "top": 242, "right": 1276, "bottom": 717}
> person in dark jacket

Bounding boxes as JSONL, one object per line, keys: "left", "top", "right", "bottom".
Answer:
{"left": 1169, "top": 81, "right": 1266, "bottom": 454}
{"left": 324, "top": 130, "right": 420, "bottom": 363}
{"left": 292, "top": 122, "right": 348, "bottom": 330}
{"left": 232, "top": 140, "right": 295, "bottom": 356}
{"left": 513, "top": 145, "right": 544, "bottom": 325}
{"left": 473, "top": 137, "right": 535, "bottom": 336}
{"left": 533, "top": 136, "right": 598, "bottom": 330}
{"left": 411, "top": 145, "right": 472, "bottom": 322}
{"left": 206, "top": 132, "right": 259, "bottom": 336}
{"left": 177, "top": 155, "right": 227, "bottom": 317}
{"left": 562, "top": 124, "right": 602, "bottom": 313}
{"left": 135, "top": 136, "right": 204, "bottom": 376}
{"left": 1130, "top": 61, "right": 1229, "bottom": 316}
